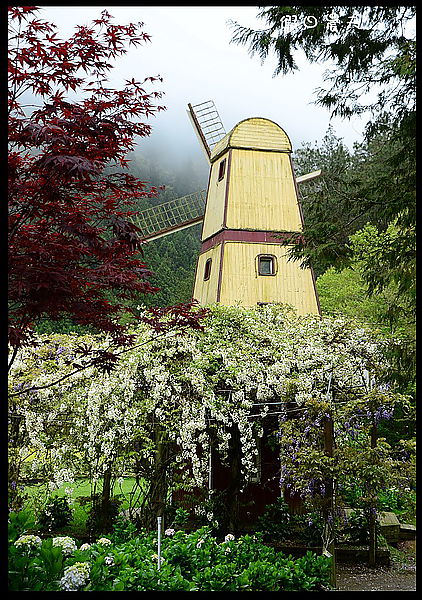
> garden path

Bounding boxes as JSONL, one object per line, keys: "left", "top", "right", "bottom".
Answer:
{"left": 335, "top": 541, "right": 416, "bottom": 591}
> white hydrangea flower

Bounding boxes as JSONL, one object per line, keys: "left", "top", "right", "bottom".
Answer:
{"left": 59, "top": 562, "right": 90, "bottom": 591}
{"left": 96, "top": 537, "right": 112, "bottom": 546}
{"left": 14, "top": 534, "right": 42, "bottom": 549}
{"left": 52, "top": 536, "right": 77, "bottom": 555}
{"left": 79, "top": 543, "right": 91, "bottom": 551}
{"left": 104, "top": 555, "right": 115, "bottom": 566}
{"left": 224, "top": 533, "right": 235, "bottom": 542}
{"left": 164, "top": 528, "right": 175, "bottom": 536}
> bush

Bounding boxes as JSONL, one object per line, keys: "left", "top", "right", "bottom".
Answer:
{"left": 86, "top": 494, "right": 122, "bottom": 535}
{"left": 38, "top": 496, "right": 72, "bottom": 532}
{"left": 8, "top": 518, "right": 332, "bottom": 591}
{"left": 256, "top": 496, "right": 291, "bottom": 542}
{"left": 256, "top": 498, "right": 324, "bottom": 546}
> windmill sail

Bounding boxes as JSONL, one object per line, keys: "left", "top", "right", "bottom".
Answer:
{"left": 132, "top": 189, "right": 206, "bottom": 242}
{"left": 187, "top": 100, "right": 226, "bottom": 161}
{"left": 130, "top": 100, "right": 321, "bottom": 244}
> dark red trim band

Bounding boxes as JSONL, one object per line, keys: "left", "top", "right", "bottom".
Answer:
{"left": 200, "top": 229, "right": 298, "bottom": 253}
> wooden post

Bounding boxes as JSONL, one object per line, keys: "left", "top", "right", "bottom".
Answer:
{"left": 365, "top": 369, "right": 378, "bottom": 567}
{"left": 368, "top": 421, "right": 378, "bottom": 567}
{"left": 150, "top": 424, "right": 169, "bottom": 527}
{"left": 323, "top": 412, "right": 336, "bottom": 588}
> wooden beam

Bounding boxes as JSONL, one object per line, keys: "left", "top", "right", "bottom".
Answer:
{"left": 296, "top": 169, "right": 322, "bottom": 184}
{"left": 141, "top": 216, "right": 204, "bottom": 243}
{"left": 187, "top": 104, "right": 211, "bottom": 163}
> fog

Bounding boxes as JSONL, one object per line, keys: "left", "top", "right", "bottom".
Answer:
{"left": 37, "top": 5, "right": 379, "bottom": 180}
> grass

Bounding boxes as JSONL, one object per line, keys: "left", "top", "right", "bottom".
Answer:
{"left": 24, "top": 476, "right": 146, "bottom": 508}
{"left": 21, "top": 477, "right": 146, "bottom": 539}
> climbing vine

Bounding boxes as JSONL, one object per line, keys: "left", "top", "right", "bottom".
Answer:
{"left": 9, "top": 305, "right": 414, "bottom": 532}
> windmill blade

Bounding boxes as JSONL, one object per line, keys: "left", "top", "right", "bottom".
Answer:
{"left": 132, "top": 189, "right": 206, "bottom": 243}
{"left": 187, "top": 100, "right": 226, "bottom": 162}
{"left": 296, "top": 169, "right": 322, "bottom": 184}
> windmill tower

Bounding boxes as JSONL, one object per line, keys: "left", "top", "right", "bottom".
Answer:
{"left": 132, "top": 100, "right": 321, "bottom": 315}
{"left": 188, "top": 101, "right": 321, "bottom": 315}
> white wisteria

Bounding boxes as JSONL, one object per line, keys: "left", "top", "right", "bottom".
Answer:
{"left": 9, "top": 304, "right": 401, "bottom": 510}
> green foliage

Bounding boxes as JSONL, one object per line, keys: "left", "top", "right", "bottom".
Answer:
{"left": 348, "top": 223, "right": 415, "bottom": 323}
{"left": 230, "top": 6, "right": 415, "bottom": 120}
{"left": 317, "top": 266, "right": 391, "bottom": 330}
{"left": 38, "top": 496, "right": 72, "bottom": 532}
{"left": 256, "top": 497, "right": 324, "bottom": 546}
{"left": 139, "top": 225, "right": 201, "bottom": 308}
{"left": 87, "top": 495, "right": 122, "bottom": 536}
{"left": 342, "top": 484, "right": 416, "bottom": 523}
{"left": 340, "top": 511, "right": 374, "bottom": 545}
{"left": 173, "top": 507, "right": 190, "bottom": 528}
{"left": 9, "top": 537, "right": 65, "bottom": 592}
{"left": 256, "top": 496, "right": 291, "bottom": 542}
{"left": 8, "top": 510, "right": 36, "bottom": 542}
{"left": 110, "top": 516, "right": 139, "bottom": 544}
{"left": 8, "top": 523, "right": 332, "bottom": 591}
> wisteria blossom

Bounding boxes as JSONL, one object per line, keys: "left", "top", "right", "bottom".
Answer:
{"left": 8, "top": 305, "right": 413, "bottom": 521}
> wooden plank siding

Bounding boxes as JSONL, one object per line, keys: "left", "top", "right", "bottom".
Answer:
{"left": 226, "top": 149, "right": 302, "bottom": 232}
{"left": 219, "top": 242, "right": 320, "bottom": 314}
{"left": 201, "top": 152, "right": 229, "bottom": 241}
{"left": 194, "top": 116, "right": 320, "bottom": 315}
{"left": 192, "top": 244, "right": 221, "bottom": 305}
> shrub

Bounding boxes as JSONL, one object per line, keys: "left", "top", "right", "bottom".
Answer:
{"left": 256, "top": 498, "right": 324, "bottom": 546}
{"left": 256, "top": 496, "right": 291, "bottom": 542}
{"left": 86, "top": 494, "right": 122, "bottom": 535}
{"left": 38, "top": 496, "right": 72, "bottom": 532}
{"left": 8, "top": 518, "right": 332, "bottom": 591}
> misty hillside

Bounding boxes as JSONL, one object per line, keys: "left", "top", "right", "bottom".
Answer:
{"left": 127, "top": 144, "right": 208, "bottom": 307}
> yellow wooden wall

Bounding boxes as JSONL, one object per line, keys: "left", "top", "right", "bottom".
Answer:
{"left": 201, "top": 152, "right": 229, "bottom": 241}
{"left": 192, "top": 244, "right": 221, "bottom": 305}
{"left": 194, "top": 116, "right": 320, "bottom": 314}
{"left": 218, "top": 242, "right": 319, "bottom": 315}
{"left": 226, "top": 149, "right": 302, "bottom": 232}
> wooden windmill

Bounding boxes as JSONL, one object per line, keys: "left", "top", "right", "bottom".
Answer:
{"left": 133, "top": 100, "right": 321, "bottom": 315}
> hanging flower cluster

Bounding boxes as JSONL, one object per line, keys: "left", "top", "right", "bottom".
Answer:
{"left": 9, "top": 304, "right": 412, "bottom": 506}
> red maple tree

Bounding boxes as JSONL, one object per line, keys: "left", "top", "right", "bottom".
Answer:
{"left": 8, "top": 6, "right": 207, "bottom": 371}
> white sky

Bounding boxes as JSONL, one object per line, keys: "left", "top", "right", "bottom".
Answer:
{"left": 36, "top": 6, "right": 386, "bottom": 170}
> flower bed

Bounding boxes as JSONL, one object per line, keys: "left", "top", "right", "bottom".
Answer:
{"left": 9, "top": 521, "right": 331, "bottom": 591}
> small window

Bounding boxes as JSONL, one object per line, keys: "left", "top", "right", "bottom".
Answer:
{"left": 257, "top": 254, "right": 277, "bottom": 276}
{"left": 204, "top": 258, "right": 212, "bottom": 281}
{"left": 218, "top": 159, "right": 226, "bottom": 181}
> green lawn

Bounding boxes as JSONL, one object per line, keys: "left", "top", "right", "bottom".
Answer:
{"left": 22, "top": 477, "right": 146, "bottom": 538}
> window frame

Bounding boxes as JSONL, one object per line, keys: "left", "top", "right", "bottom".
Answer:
{"left": 217, "top": 158, "right": 226, "bottom": 182}
{"left": 257, "top": 254, "right": 277, "bottom": 276}
{"left": 203, "top": 257, "right": 212, "bottom": 281}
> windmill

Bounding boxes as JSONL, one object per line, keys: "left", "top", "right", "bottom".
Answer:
{"left": 132, "top": 100, "right": 322, "bottom": 314}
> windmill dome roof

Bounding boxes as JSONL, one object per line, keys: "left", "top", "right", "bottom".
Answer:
{"left": 210, "top": 117, "right": 292, "bottom": 161}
